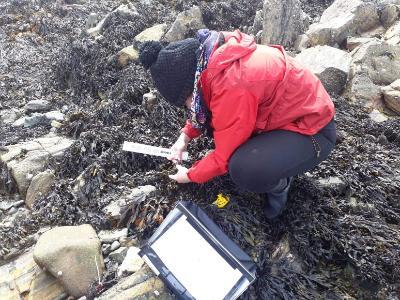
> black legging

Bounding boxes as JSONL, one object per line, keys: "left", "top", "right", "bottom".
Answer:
{"left": 229, "top": 119, "right": 336, "bottom": 193}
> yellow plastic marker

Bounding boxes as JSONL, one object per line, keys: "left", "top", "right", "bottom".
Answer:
{"left": 213, "top": 193, "right": 230, "bottom": 208}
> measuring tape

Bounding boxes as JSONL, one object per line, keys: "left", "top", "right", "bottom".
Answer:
{"left": 122, "top": 141, "right": 189, "bottom": 160}
{"left": 213, "top": 194, "right": 230, "bottom": 209}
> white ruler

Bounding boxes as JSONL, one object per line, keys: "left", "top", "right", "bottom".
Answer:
{"left": 122, "top": 141, "right": 189, "bottom": 161}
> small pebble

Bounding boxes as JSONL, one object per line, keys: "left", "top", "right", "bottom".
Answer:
{"left": 57, "top": 271, "right": 63, "bottom": 277}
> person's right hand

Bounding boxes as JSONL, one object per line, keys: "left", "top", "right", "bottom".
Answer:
{"left": 168, "top": 133, "right": 190, "bottom": 163}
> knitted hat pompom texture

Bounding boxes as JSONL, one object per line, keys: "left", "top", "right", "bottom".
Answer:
{"left": 139, "top": 41, "right": 163, "bottom": 70}
{"left": 139, "top": 38, "right": 201, "bottom": 107}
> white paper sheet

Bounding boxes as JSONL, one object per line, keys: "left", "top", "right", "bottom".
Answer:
{"left": 151, "top": 216, "right": 243, "bottom": 300}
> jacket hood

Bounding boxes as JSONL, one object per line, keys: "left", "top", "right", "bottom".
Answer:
{"left": 207, "top": 30, "right": 257, "bottom": 74}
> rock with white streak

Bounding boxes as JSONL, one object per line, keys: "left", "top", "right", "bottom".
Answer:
{"left": 33, "top": 224, "right": 105, "bottom": 298}
{"left": 346, "top": 37, "right": 375, "bottom": 51}
{"left": 109, "top": 246, "right": 128, "bottom": 264}
{"left": 295, "top": 46, "right": 351, "bottom": 94}
{"left": 164, "top": 6, "right": 205, "bottom": 42}
{"left": 135, "top": 23, "right": 167, "bottom": 43}
{"left": 306, "top": 0, "right": 380, "bottom": 46}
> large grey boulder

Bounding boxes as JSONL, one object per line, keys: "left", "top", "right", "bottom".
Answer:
{"left": 306, "top": 0, "right": 380, "bottom": 46}
{"left": 261, "top": 0, "right": 308, "bottom": 47}
{"left": 345, "top": 40, "right": 400, "bottom": 108}
{"left": 164, "top": 6, "right": 205, "bottom": 42}
{"left": 25, "top": 170, "right": 55, "bottom": 209}
{"left": 295, "top": 46, "right": 351, "bottom": 94}
{"left": 98, "top": 266, "right": 174, "bottom": 300}
{"left": 0, "top": 135, "right": 73, "bottom": 197}
{"left": 33, "top": 225, "right": 105, "bottom": 298}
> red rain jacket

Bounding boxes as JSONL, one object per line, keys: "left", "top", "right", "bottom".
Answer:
{"left": 182, "top": 30, "right": 335, "bottom": 184}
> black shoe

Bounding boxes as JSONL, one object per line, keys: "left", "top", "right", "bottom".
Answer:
{"left": 263, "top": 177, "right": 292, "bottom": 219}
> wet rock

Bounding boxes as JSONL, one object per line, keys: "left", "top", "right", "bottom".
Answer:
{"left": 295, "top": 46, "right": 351, "bottom": 94}
{"left": 142, "top": 91, "right": 158, "bottom": 112}
{"left": 384, "top": 21, "right": 400, "bottom": 45}
{"left": 0, "top": 108, "right": 22, "bottom": 124}
{"left": 25, "top": 170, "right": 55, "bottom": 209}
{"left": 98, "top": 266, "right": 172, "bottom": 300}
{"left": 135, "top": 23, "right": 167, "bottom": 43}
{"left": 382, "top": 82, "right": 400, "bottom": 114}
{"left": 318, "top": 176, "right": 346, "bottom": 194}
{"left": 117, "top": 246, "right": 144, "bottom": 277}
{"left": 33, "top": 224, "right": 104, "bottom": 298}
{"left": 164, "top": 6, "right": 205, "bottom": 42}
{"left": 109, "top": 246, "right": 128, "bottom": 264}
{"left": 98, "top": 228, "right": 128, "bottom": 243}
{"left": 346, "top": 37, "right": 375, "bottom": 51}
{"left": 306, "top": 0, "right": 380, "bottom": 46}
{"left": 110, "top": 240, "right": 120, "bottom": 251}
{"left": 0, "top": 135, "right": 73, "bottom": 197}
{"left": 102, "top": 185, "right": 156, "bottom": 222}
{"left": 117, "top": 45, "right": 139, "bottom": 67}
{"left": 381, "top": 2, "right": 400, "bottom": 28}
{"left": 0, "top": 249, "right": 65, "bottom": 300}
{"left": 261, "top": 0, "right": 308, "bottom": 47}
{"left": 25, "top": 100, "right": 50, "bottom": 113}
{"left": 369, "top": 109, "right": 388, "bottom": 123}
{"left": 24, "top": 113, "right": 48, "bottom": 128}
{"left": 45, "top": 111, "right": 65, "bottom": 122}
{"left": 345, "top": 40, "right": 400, "bottom": 108}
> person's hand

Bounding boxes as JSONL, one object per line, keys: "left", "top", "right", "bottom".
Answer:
{"left": 168, "top": 133, "right": 190, "bottom": 163}
{"left": 169, "top": 164, "right": 191, "bottom": 183}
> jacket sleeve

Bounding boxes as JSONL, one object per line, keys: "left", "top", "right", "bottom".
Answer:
{"left": 187, "top": 88, "right": 258, "bottom": 183}
{"left": 181, "top": 119, "right": 202, "bottom": 139}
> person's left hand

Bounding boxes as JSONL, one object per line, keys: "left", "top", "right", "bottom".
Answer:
{"left": 169, "top": 164, "right": 191, "bottom": 183}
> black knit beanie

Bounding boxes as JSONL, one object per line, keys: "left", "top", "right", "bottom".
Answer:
{"left": 139, "top": 39, "right": 200, "bottom": 107}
